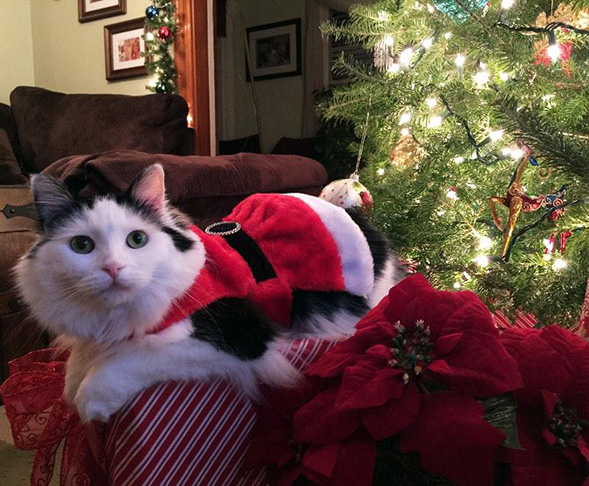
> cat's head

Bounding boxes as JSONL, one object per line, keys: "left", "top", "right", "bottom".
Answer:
{"left": 16, "top": 164, "right": 205, "bottom": 343}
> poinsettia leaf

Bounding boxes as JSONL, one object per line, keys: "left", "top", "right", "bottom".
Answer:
{"left": 480, "top": 394, "right": 523, "bottom": 450}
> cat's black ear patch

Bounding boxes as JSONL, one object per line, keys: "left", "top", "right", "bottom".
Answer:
{"left": 162, "top": 226, "right": 194, "bottom": 252}
{"left": 190, "top": 298, "right": 278, "bottom": 360}
{"left": 31, "top": 174, "right": 77, "bottom": 232}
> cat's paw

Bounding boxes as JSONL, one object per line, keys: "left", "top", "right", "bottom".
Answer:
{"left": 74, "top": 374, "right": 134, "bottom": 423}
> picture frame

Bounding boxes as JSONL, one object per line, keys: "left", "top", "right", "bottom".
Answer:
{"left": 246, "top": 18, "right": 302, "bottom": 82}
{"left": 79, "top": 0, "right": 126, "bottom": 23}
{"left": 104, "top": 18, "right": 148, "bottom": 82}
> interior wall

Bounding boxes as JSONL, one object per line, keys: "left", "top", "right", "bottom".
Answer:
{"left": 0, "top": 0, "right": 35, "bottom": 104}
{"left": 217, "top": 0, "right": 306, "bottom": 153}
{"left": 30, "top": 0, "right": 150, "bottom": 96}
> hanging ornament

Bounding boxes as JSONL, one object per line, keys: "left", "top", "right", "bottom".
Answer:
{"left": 536, "top": 3, "right": 589, "bottom": 30}
{"left": 533, "top": 39, "right": 573, "bottom": 78}
{"left": 319, "top": 174, "right": 374, "bottom": 213}
{"left": 432, "top": 0, "right": 487, "bottom": 22}
{"left": 320, "top": 108, "right": 373, "bottom": 214}
{"left": 490, "top": 150, "right": 568, "bottom": 258}
{"left": 158, "top": 26, "right": 172, "bottom": 42}
{"left": 145, "top": 5, "right": 159, "bottom": 20}
{"left": 389, "top": 135, "right": 423, "bottom": 168}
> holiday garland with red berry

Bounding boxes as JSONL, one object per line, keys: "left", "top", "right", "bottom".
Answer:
{"left": 143, "top": 0, "right": 178, "bottom": 94}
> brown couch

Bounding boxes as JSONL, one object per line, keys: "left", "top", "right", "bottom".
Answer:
{"left": 0, "top": 86, "right": 327, "bottom": 386}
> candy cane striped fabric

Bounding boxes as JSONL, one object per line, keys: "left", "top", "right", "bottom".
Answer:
{"left": 102, "top": 339, "right": 335, "bottom": 486}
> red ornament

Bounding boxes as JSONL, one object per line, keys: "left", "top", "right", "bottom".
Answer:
{"left": 158, "top": 26, "right": 171, "bottom": 42}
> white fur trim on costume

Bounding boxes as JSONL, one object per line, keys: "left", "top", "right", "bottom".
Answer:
{"left": 287, "top": 193, "right": 374, "bottom": 297}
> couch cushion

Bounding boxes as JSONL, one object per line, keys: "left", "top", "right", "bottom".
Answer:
{"left": 0, "top": 103, "right": 23, "bottom": 168}
{"left": 0, "top": 129, "right": 27, "bottom": 184}
{"left": 43, "top": 150, "right": 328, "bottom": 227}
{"left": 10, "top": 87, "right": 189, "bottom": 173}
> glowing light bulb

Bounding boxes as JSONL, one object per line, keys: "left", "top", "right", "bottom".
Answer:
{"left": 478, "top": 236, "right": 493, "bottom": 250}
{"left": 148, "top": 78, "right": 158, "bottom": 87}
{"left": 462, "top": 271, "right": 472, "bottom": 281}
{"left": 473, "top": 255, "right": 490, "bottom": 268}
{"left": 384, "top": 35, "right": 394, "bottom": 46}
{"left": 511, "top": 148, "right": 525, "bottom": 159}
{"left": 499, "top": 71, "right": 509, "bottom": 81}
{"left": 426, "top": 97, "right": 437, "bottom": 109}
{"left": 547, "top": 44, "right": 561, "bottom": 62}
{"left": 437, "top": 210, "right": 446, "bottom": 216}
{"left": 453, "top": 282, "right": 461, "bottom": 289}
{"left": 388, "top": 63, "right": 401, "bottom": 73}
{"left": 146, "top": 32, "right": 155, "bottom": 41}
{"left": 444, "top": 32, "right": 452, "bottom": 40}
{"left": 428, "top": 116, "right": 443, "bottom": 128}
{"left": 454, "top": 156, "right": 465, "bottom": 163}
{"left": 400, "top": 47, "right": 414, "bottom": 66}
{"left": 474, "top": 70, "right": 490, "bottom": 86}
{"left": 378, "top": 11, "right": 389, "bottom": 20}
{"left": 489, "top": 130, "right": 504, "bottom": 142}
{"left": 377, "top": 168, "right": 386, "bottom": 176}
{"left": 543, "top": 253, "right": 552, "bottom": 261}
{"left": 501, "top": 0, "right": 515, "bottom": 9}
{"left": 427, "top": 3, "right": 435, "bottom": 12}
{"left": 467, "top": 182, "right": 477, "bottom": 189}
{"left": 552, "top": 258, "right": 567, "bottom": 271}
{"left": 446, "top": 188, "right": 458, "bottom": 200}
{"left": 422, "top": 37, "right": 434, "bottom": 49}
{"left": 399, "top": 111, "right": 412, "bottom": 125}
{"left": 455, "top": 53, "right": 466, "bottom": 67}
{"left": 401, "top": 127, "right": 410, "bottom": 136}
{"left": 502, "top": 147, "right": 512, "bottom": 156}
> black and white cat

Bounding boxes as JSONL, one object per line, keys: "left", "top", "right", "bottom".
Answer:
{"left": 15, "top": 164, "right": 401, "bottom": 423}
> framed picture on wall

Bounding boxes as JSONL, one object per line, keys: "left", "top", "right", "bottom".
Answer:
{"left": 104, "top": 18, "right": 148, "bottom": 81}
{"left": 246, "top": 19, "right": 302, "bottom": 82}
{"left": 79, "top": 0, "right": 126, "bottom": 23}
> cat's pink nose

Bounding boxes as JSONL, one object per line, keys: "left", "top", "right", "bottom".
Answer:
{"left": 102, "top": 264, "right": 124, "bottom": 279}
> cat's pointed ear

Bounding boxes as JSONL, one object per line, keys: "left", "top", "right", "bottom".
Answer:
{"left": 31, "top": 174, "right": 75, "bottom": 227}
{"left": 128, "top": 164, "right": 166, "bottom": 213}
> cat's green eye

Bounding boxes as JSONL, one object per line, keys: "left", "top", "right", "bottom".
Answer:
{"left": 127, "top": 230, "right": 148, "bottom": 249}
{"left": 70, "top": 236, "right": 95, "bottom": 254}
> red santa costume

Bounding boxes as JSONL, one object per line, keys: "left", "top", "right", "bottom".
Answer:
{"left": 153, "top": 193, "right": 375, "bottom": 332}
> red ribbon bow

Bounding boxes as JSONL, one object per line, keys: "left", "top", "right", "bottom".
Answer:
{"left": 0, "top": 348, "right": 107, "bottom": 486}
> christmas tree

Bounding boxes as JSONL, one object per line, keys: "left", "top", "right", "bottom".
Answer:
{"left": 320, "top": 0, "right": 589, "bottom": 327}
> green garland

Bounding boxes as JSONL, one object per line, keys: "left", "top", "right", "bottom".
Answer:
{"left": 143, "top": 0, "right": 178, "bottom": 94}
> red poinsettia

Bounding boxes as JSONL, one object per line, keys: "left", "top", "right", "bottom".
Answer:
{"left": 294, "top": 274, "right": 523, "bottom": 486}
{"left": 500, "top": 325, "right": 589, "bottom": 486}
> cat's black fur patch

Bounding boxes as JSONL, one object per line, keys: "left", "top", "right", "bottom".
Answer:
{"left": 290, "top": 290, "right": 370, "bottom": 331}
{"left": 345, "top": 209, "right": 391, "bottom": 278}
{"left": 162, "top": 226, "right": 194, "bottom": 252}
{"left": 190, "top": 298, "right": 277, "bottom": 360}
{"left": 26, "top": 238, "right": 50, "bottom": 259}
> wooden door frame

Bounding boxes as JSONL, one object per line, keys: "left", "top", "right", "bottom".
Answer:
{"left": 175, "top": 0, "right": 216, "bottom": 155}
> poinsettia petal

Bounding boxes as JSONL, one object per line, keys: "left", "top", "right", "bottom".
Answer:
{"left": 541, "top": 390, "right": 559, "bottom": 419}
{"left": 431, "top": 330, "right": 522, "bottom": 396}
{"left": 306, "top": 324, "right": 393, "bottom": 378}
{"left": 303, "top": 443, "right": 340, "bottom": 479}
{"left": 576, "top": 434, "right": 589, "bottom": 463}
{"left": 294, "top": 387, "right": 361, "bottom": 445}
{"left": 384, "top": 274, "right": 498, "bottom": 341}
{"left": 362, "top": 383, "right": 421, "bottom": 440}
{"left": 501, "top": 328, "right": 572, "bottom": 407}
{"left": 327, "top": 430, "right": 377, "bottom": 486}
{"left": 399, "top": 392, "right": 506, "bottom": 486}
{"left": 337, "top": 359, "right": 405, "bottom": 410}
